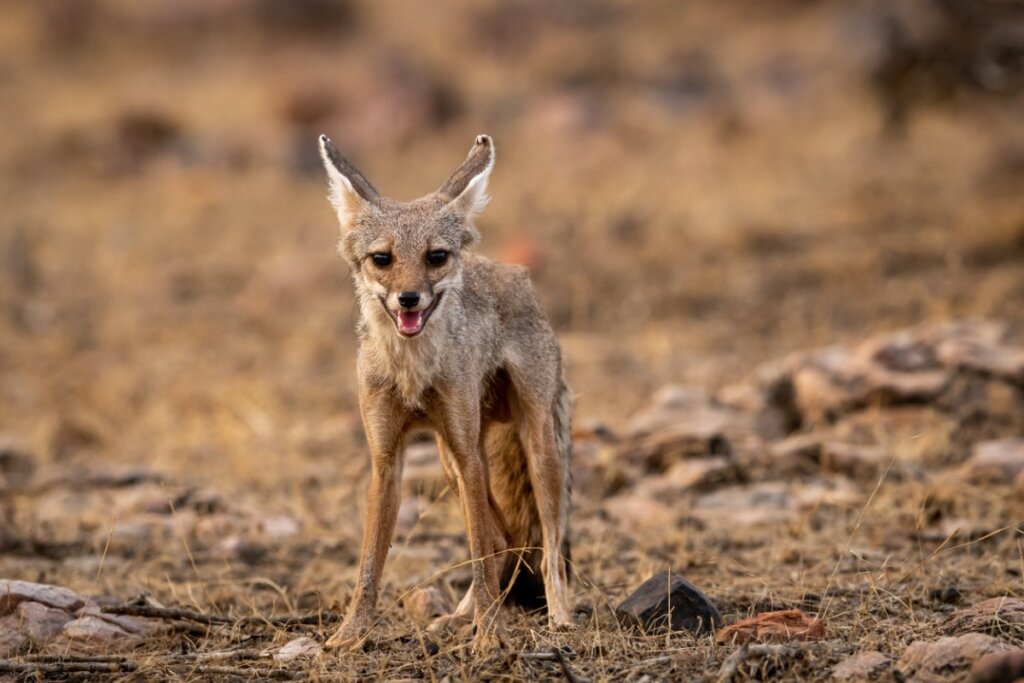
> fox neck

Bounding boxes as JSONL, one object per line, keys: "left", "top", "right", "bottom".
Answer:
{"left": 354, "top": 276, "right": 460, "bottom": 408}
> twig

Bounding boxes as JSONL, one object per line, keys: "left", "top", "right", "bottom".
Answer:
{"left": 101, "top": 604, "right": 341, "bottom": 628}
{"left": 554, "top": 648, "right": 589, "bottom": 683}
{"left": 0, "top": 660, "right": 138, "bottom": 674}
{"left": 21, "top": 654, "right": 130, "bottom": 663}
{"left": 185, "top": 664, "right": 303, "bottom": 680}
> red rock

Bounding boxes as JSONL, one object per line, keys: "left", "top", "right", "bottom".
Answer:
{"left": 946, "top": 597, "right": 1024, "bottom": 637}
{"left": 897, "top": 633, "right": 1010, "bottom": 683}
{"left": 831, "top": 651, "right": 891, "bottom": 682}
{"left": 969, "top": 649, "right": 1024, "bottom": 683}
{"left": 715, "top": 609, "right": 826, "bottom": 645}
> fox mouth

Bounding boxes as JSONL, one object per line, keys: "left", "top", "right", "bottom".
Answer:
{"left": 380, "top": 292, "right": 443, "bottom": 338}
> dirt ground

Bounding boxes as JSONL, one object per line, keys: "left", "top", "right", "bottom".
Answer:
{"left": 1, "top": 1, "right": 1024, "bottom": 680}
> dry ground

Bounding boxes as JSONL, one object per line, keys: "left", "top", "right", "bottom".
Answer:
{"left": 1, "top": 0, "right": 1023, "bottom": 680}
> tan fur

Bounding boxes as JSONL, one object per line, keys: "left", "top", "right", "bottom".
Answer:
{"left": 317, "top": 134, "right": 573, "bottom": 653}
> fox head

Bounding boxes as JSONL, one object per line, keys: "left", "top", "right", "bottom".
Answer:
{"left": 318, "top": 134, "right": 494, "bottom": 339}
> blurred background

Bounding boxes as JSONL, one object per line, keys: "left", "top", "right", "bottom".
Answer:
{"left": 1, "top": 0, "right": 1023, "bottom": 526}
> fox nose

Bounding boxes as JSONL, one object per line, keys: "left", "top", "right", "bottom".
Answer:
{"left": 397, "top": 291, "right": 420, "bottom": 309}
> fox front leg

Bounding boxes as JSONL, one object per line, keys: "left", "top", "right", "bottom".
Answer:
{"left": 325, "top": 387, "right": 408, "bottom": 651}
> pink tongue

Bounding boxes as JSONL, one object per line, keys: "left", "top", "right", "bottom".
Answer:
{"left": 398, "top": 311, "right": 423, "bottom": 334}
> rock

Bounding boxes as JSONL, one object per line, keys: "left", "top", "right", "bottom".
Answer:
{"left": 394, "top": 497, "right": 421, "bottom": 539}
{"left": 51, "top": 615, "right": 140, "bottom": 653}
{"left": 959, "top": 439, "right": 1024, "bottom": 484}
{"left": 105, "top": 515, "right": 184, "bottom": 556}
{"left": 861, "top": 367, "right": 950, "bottom": 406}
{"left": 821, "top": 442, "right": 888, "bottom": 481}
{"left": 12, "top": 601, "right": 72, "bottom": 642}
{"left": 620, "top": 386, "right": 749, "bottom": 472}
{"left": 831, "top": 651, "right": 891, "bottom": 682}
{"left": 0, "top": 580, "right": 89, "bottom": 614}
{"left": 937, "top": 336, "right": 1024, "bottom": 385}
{"left": 603, "top": 495, "right": 677, "bottom": 531}
{"left": 260, "top": 515, "right": 300, "bottom": 539}
{"left": 692, "top": 482, "right": 793, "bottom": 527}
{"left": 633, "top": 457, "right": 739, "bottom": 498}
{"left": 969, "top": 649, "right": 1024, "bottom": 683}
{"left": 75, "top": 605, "right": 167, "bottom": 637}
{"left": 403, "top": 441, "right": 447, "bottom": 498}
{"left": 946, "top": 597, "right": 1024, "bottom": 638}
{"left": 266, "top": 636, "right": 322, "bottom": 662}
{"left": 402, "top": 586, "right": 452, "bottom": 624}
{"left": 616, "top": 571, "right": 721, "bottom": 635}
{"left": 897, "top": 633, "right": 1010, "bottom": 683}
{"left": 715, "top": 609, "right": 826, "bottom": 645}
{"left": 0, "top": 618, "right": 28, "bottom": 657}
{"left": 0, "top": 438, "right": 36, "bottom": 490}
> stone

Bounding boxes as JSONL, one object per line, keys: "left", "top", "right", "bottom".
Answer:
{"left": 0, "top": 580, "right": 89, "bottom": 615}
{"left": 960, "top": 439, "right": 1024, "bottom": 484}
{"left": 51, "top": 615, "right": 140, "bottom": 653}
{"left": 818, "top": 442, "right": 888, "bottom": 480}
{"left": 831, "top": 651, "right": 891, "bottom": 682}
{"left": 634, "top": 457, "right": 737, "bottom": 498}
{"left": 76, "top": 605, "right": 167, "bottom": 637}
{"left": 715, "top": 609, "right": 826, "bottom": 645}
{"left": 937, "top": 337, "right": 1024, "bottom": 384}
{"left": 897, "top": 634, "right": 1010, "bottom": 683}
{"left": 260, "top": 515, "right": 300, "bottom": 539}
{"left": 394, "top": 497, "right": 422, "bottom": 539}
{"left": 403, "top": 586, "right": 452, "bottom": 624}
{"left": 615, "top": 571, "right": 721, "bottom": 635}
{"left": 692, "top": 482, "right": 793, "bottom": 528}
{"left": 12, "top": 601, "right": 71, "bottom": 642}
{"left": 0, "top": 616, "right": 29, "bottom": 657}
{"left": 402, "top": 441, "right": 447, "bottom": 498}
{"left": 969, "top": 649, "right": 1024, "bottom": 683}
{"left": 0, "top": 438, "right": 36, "bottom": 490}
{"left": 946, "top": 597, "right": 1024, "bottom": 638}
{"left": 603, "top": 495, "right": 677, "bottom": 531}
{"left": 267, "top": 636, "right": 322, "bottom": 662}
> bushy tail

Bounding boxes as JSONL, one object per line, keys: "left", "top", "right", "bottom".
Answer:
{"left": 498, "top": 378, "right": 573, "bottom": 610}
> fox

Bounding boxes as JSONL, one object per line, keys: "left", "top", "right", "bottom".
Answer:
{"left": 316, "top": 133, "right": 573, "bottom": 651}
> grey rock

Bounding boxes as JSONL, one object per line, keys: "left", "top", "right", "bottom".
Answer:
{"left": 616, "top": 570, "right": 721, "bottom": 635}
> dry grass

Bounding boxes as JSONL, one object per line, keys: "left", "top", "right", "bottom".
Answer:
{"left": 2, "top": 0, "right": 1024, "bottom": 680}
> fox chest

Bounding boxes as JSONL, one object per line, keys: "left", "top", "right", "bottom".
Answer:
{"left": 363, "top": 333, "right": 444, "bottom": 408}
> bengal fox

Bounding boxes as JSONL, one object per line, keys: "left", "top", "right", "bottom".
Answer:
{"left": 317, "top": 134, "right": 573, "bottom": 651}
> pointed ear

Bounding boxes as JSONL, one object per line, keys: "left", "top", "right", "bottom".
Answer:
{"left": 318, "top": 134, "right": 380, "bottom": 231}
{"left": 438, "top": 134, "right": 495, "bottom": 218}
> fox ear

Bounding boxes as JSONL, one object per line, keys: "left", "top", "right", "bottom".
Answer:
{"left": 439, "top": 134, "right": 494, "bottom": 218}
{"left": 318, "top": 134, "right": 379, "bottom": 231}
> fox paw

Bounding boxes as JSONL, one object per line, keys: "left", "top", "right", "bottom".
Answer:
{"left": 324, "top": 619, "right": 370, "bottom": 652}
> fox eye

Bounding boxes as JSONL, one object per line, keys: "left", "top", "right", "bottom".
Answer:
{"left": 370, "top": 252, "right": 392, "bottom": 267}
{"left": 426, "top": 249, "right": 449, "bottom": 266}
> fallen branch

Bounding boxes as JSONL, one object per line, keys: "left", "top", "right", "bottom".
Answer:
{"left": 102, "top": 604, "right": 341, "bottom": 628}
{"left": 0, "top": 660, "right": 138, "bottom": 675}
{"left": 184, "top": 664, "right": 303, "bottom": 680}
{"left": 555, "top": 648, "right": 590, "bottom": 683}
